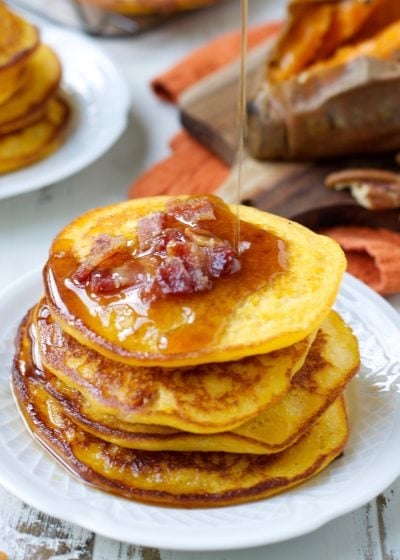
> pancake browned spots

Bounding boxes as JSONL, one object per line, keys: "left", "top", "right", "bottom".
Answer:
{"left": 16, "top": 308, "right": 359, "bottom": 455}
{"left": 12, "top": 349, "right": 350, "bottom": 507}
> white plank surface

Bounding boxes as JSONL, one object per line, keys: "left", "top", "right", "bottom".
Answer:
{"left": 0, "top": 0, "right": 400, "bottom": 558}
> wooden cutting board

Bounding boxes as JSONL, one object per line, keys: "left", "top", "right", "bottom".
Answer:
{"left": 179, "top": 38, "right": 400, "bottom": 231}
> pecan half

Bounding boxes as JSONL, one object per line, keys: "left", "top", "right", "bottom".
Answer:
{"left": 326, "top": 169, "right": 400, "bottom": 210}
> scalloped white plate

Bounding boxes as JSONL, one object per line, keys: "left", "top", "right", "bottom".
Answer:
{"left": 0, "top": 18, "right": 130, "bottom": 200}
{"left": 0, "top": 270, "right": 400, "bottom": 551}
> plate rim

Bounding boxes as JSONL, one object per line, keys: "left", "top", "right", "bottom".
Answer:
{"left": 0, "top": 269, "right": 400, "bottom": 551}
{"left": 0, "top": 21, "right": 130, "bottom": 201}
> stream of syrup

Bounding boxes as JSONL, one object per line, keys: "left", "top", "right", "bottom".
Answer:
{"left": 234, "top": 0, "right": 248, "bottom": 252}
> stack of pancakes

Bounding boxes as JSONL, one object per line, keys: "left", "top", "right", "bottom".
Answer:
{"left": 0, "top": 3, "right": 70, "bottom": 174}
{"left": 13, "top": 196, "right": 360, "bottom": 507}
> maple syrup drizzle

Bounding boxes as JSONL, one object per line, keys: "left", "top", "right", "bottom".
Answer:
{"left": 234, "top": 0, "right": 248, "bottom": 252}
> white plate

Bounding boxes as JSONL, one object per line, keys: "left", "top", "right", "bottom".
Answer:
{"left": 0, "top": 271, "right": 400, "bottom": 551}
{"left": 0, "top": 19, "right": 130, "bottom": 200}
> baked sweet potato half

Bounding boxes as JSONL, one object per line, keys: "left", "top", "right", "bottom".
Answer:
{"left": 247, "top": 0, "right": 400, "bottom": 160}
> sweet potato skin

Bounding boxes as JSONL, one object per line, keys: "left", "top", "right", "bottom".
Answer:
{"left": 247, "top": 56, "right": 400, "bottom": 160}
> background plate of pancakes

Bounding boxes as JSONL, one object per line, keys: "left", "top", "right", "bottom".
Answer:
{"left": 0, "top": 10, "right": 130, "bottom": 200}
{"left": 1, "top": 269, "right": 400, "bottom": 550}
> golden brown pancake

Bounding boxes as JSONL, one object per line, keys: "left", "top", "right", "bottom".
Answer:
{"left": 0, "top": 68, "right": 27, "bottom": 106}
{"left": 0, "top": 45, "right": 61, "bottom": 135}
{"left": 0, "top": 99, "right": 47, "bottom": 136}
{"left": 23, "top": 308, "right": 359, "bottom": 453}
{"left": 234, "top": 311, "right": 359, "bottom": 450}
{"left": 44, "top": 196, "right": 346, "bottom": 367}
{"left": 0, "top": 4, "right": 39, "bottom": 68}
{"left": 0, "top": 97, "right": 70, "bottom": 174}
{"left": 0, "top": 4, "right": 39, "bottom": 104}
{"left": 78, "top": 0, "right": 220, "bottom": 15}
{"left": 34, "top": 300, "right": 315, "bottom": 434}
{"left": 12, "top": 355, "right": 349, "bottom": 507}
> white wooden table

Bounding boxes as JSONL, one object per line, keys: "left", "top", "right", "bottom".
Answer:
{"left": 1, "top": 0, "right": 400, "bottom": 557}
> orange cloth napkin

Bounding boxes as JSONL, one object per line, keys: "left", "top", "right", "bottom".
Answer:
{"left": 323, "top": 227, "right": 400, "bottom": 295}
{"left": 151, "top": 22, "right": 282, "bottom": 103}
{"left": 128, "top": 131, "right": 229, "bottom": 198}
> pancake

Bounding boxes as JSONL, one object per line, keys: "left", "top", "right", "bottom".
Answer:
{"left": 0, "top": 4, "right": 39, "bottom": 69}
{"left": 0, "top": 45, "right": 61, "bottom": 135}
{"left": 0, "top": 4, "right": 39, "bottom": 104}
{"left": 0, "top": 99, "right": 47, "bottom": 136}
{"left": 12, "top": 357, "right": 349, "bottom": 507}
{"left": 78, "top": 0, "right": 220, "bottom": 15}
{"left": 0, "top": 97, "right": 70, "bottom": 174}
{"left": 234, "top": 311, "right": 359, "bottom": 451}
{"left": 24, "top": 309, "right": 359, "bottom": 453}
{"left": 0, "top": 68, "right": 27, "bottom": 106}
{"left": 44, "top": 195, "right": 346, "bottom": 367}
{"left": 34, "top": 300, "right": 315, "bottom": 434}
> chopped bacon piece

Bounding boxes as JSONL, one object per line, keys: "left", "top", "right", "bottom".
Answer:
{"left": 166, "top": 237, "right": 211, "bottom": 292}
{"left": 166, "top": 198, "right": 216, "bottom": 226}
{"left": 137, "top": 212, "right": 167, "bottom": 249}
{"left": 89, "top": 262, "right": 148, "bottom": 295}
{"left": 209, "top": 245, "right": 241, "bottom": 277}
{"left": 74, "top": 234, "right": 127, "bottom": 284}
{"left": 90, "top": 271, "right": 120, "bottom": 294}
{"left": 151, "top": 228, "right": 186, "bottom": 255}
{"left": 156, "top": 256, "right": 193, "bottom": 295}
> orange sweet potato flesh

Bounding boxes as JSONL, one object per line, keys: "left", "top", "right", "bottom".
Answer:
{"left": 267, "top": 0, "right": 385, "bottom": 83}
{"left": 248, "top": 0, "right": 400, "bottom": 160}
{"left": 310, "top": 19, "right": 400, "bottom": 75}
{"left": 272, "top": 0, "right": 400, "bottom": 76}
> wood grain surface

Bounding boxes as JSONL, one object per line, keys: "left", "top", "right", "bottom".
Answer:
{"left": 216, "top": 155, "right": 400, "bottom": 230}
{"left": 1, "top": 478, "right": 400, "bottom": 559}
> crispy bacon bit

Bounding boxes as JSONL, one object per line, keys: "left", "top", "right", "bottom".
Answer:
{"left": 149, "top": 228, "right": 186, "bottom": 255}
{"left": 166, "top": 197, "right": 216, "bottom": 225}
{"left": 74, "top": 234, "right": 127, "bottom": 284}
{"left": 160, "top": 230, "right": 241, "bottom": 293}
{"left": 156, "top": 256, "right": 193, "bottom": 294}
{"left": 89, "top": 262, "right": 148, "bottom": 295}
{"left": 209, "top": 245, "right": 240, "bottom": 277}
{"left": 89, "top": 271, "right": 120, "bottom": 294}
{"left": 166, "top": 236, "right": 211, "bottom": 292}
{"left": 137, "top": 212, "right": 167, "bottom": 249}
